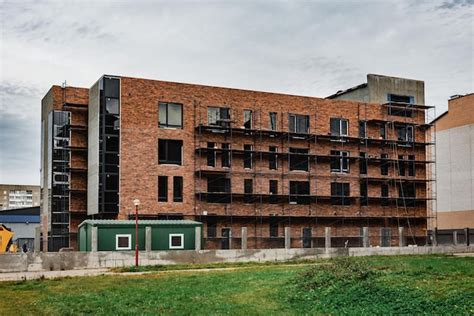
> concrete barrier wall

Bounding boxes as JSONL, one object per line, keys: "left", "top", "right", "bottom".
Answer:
{"left": 0, "top": 245, "right": 472, "bottom": 273}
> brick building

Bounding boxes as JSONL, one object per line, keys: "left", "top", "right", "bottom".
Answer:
{"left": 40, "top": 75, "right": 435, "bottom": 251}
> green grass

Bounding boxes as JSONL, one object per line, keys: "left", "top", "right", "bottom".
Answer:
{"left": 0, "top": 255, "right": 472, "bottom": 315}
{"left": 111, "top": 259, "right": 318, "bottom": 272}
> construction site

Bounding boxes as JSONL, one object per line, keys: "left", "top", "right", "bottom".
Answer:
{"left": 39, "top": 74, "right": 438, "bottom": 251}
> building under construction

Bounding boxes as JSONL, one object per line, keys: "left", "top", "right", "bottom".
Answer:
{"left": 40, "top": 74, "right": 436, "bottom": 251}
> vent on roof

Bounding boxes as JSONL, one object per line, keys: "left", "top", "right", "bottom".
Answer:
{"left": 449, "top": 94, "right": 463, "bottom": 100}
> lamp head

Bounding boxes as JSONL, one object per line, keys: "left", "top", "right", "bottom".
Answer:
{"left": 133, "top": 199, "right": 140, "bottom": 206}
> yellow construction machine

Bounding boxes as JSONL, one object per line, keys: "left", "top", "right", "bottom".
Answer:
{"left": 0, "top": 224, "right": 15, "bottom": 253}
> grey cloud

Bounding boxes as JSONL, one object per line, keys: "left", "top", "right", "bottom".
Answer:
{"left": 437, "top": 0, "right": 474, "bottom": 9}
{"left": 0, "top": 112, "right": 40, "bottom": 185}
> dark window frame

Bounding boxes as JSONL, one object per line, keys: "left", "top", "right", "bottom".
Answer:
{"left": 243, "top": 110, "right": 253, "bottom": 129}
{"left": 288, "top": 114, "right": 309, "bottom": 134}
{"left": 269, "top": 146, "right": 278, "bottom": 170}
{"left": 331, "top": 182, "right": 351, "bottom": 205}
{"left": 289, "top": 147, "right": 309, "bottom": 171}
{"left": 158, "top": 102, "right": 183, "bottom": 129}
{"left": 208, "top": 107, "right": 231, "bottom": 127}
{"left": 158, "top": 139, "right": 183, "bottom": 165}
{"left": 330, "top": 150, "right": 349, "bottom": 173}
{"left": 269, "top": 112, "right": 278, "bottom": 131}
{"left": 158, "top": 176, "right": 168, "bottom": 202}
{"left": 173, "top": 176, "right": 183, "bottom": 202}
{"left": 330, "top": 118, "right": 349, "bottom": 137}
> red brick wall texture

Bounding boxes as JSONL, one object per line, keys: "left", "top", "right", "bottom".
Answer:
{"left": 48, "top": 77, "right": 430, "bottom": 249}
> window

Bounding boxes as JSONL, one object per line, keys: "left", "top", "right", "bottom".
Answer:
{"left": 330, "top": 118, "right": 348, "bottom": 136}
{"left": 331, "top": 182, "right": 350, "bottom": 205}
{"left": 398, "top": 155, "right": 406, "bottom": 176}
{"left": 173, "top": 176, "right": 183, "bottom": 202}
{"left": 289, "top": 181, "right": 310, "bottom": 205}
{"left": 158, "top": 176, "right": 168, "bottom": 202}
{"left": 106, "top": 98, "right": 119, "bottom": 115}
{"left": 289, "top": 114, "right": 309, "bottom": 134}
{"left": 207, "top": 176, "right": 231, "bottom": 192}
{"left": 359, "top": 152, "right": 367, "bottom": 175}
{"left": 360, "top": 182, "right": 368, "bottom": 206}
{"left": 269, "top": 180, "right": 278, "bottom": 204}
{"left": 408, "top": 155, "right": 415, "bottom": 177}
{"left": 207, "top": 220, "right": 217, "bottom": 238}
{"left": 159, "top": 102, "right": 183, "bottom": 128}
{"left": 359, "top": 121, "right": 367, "bottom": 138}
{"left": 222, "top": 143, "right": 231, "bottom": 168}
{"left": 398, "top": 182, "right": 416, "bottom": 207}
{"left": 330, "top": 150, "right": 349, "bottom": 173}
{"left": 381, "top": 184, "right": 389, "bottom": 206}
{"left": 289, "top": 148, "right": 309, "bottom": 171}
{"left": 388, "top": 94, "right": 414, "bottom": 117}
{"left": 158, "top": 139, "right": 183, "bottom": 165}
{"left": 169, "top": 233, "right": 184, "bottom": 249}
{"left": 244, "top": 110, "right": 252, "bottom": 129}
{"left": 208, "top": 107, "right": 230, "bottom": 126}
{"left": 269, "top": 146, "right": 278, "bottom": 170}
{"left": 381, "top": 153, "right": 389, "bottom": 176}
{"left": 269, "top": 217, "right": 278, "bottom": 237}
{"left": 116, "top": 234, "right": 131, "bottom": 250}
{"left": 380, "top": 124, "right": 386, "bottom": 139}
{"left": 244, "top": 145, "right": 253, "bottom": 169}
{"left": 207, "top": 142, "right": 216, "bottom": 167}
{"left": 244, "top": 179, "right": 253, "bottom": 203}
{"left": 269, "top": 112, "right": 277, "bottom": 130}
{"left": 397, "top": 126, "right": 414, "bottom": 143}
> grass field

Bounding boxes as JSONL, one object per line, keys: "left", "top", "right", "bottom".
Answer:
{"left": 0, "top": 255, "right": 473, "bottom": 315}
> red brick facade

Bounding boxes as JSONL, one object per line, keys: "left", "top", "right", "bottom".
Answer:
{"left": 43, "top": 77, "right": 432, "bottom": 250}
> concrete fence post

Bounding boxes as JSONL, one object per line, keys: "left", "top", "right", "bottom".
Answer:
{"left": 465, "top": 228, "right": 470, "bottom": 246}
{"left": 453, "top": 231, "right": 458, "bottom": 246}
{"left": 325, "top": 227, "right": 331, "bottom": 249}
{"left": 362, "top": 227, "right": 369, "bottom": 248}
{"left": 91, "top": 226, "right": 98, "bottom": 252}
{"left": 241, "top": 227, "right": 247, "bottom": 250}
{"left": 34, "top": 226, "right": 41, "bottom": 253}
{"left": 195, "top": 226, "right": 202, "bottom": 251}
{"left": 145, "top": 226, "right": 152, "bottom": 252}
{"left": 284, "top": 227, "right": 291, "bottom": 249}
{"left": 432, "top": 227, "right": 438, "bottom": 246}
{"left": 398, "top": 227, "right": 405, "bottom": 247}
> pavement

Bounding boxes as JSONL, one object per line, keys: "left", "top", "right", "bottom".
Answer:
{"left": 0, "top": 268, "right": 110, "bottom": 282}
{"left": 0, "top": 263, "right": 314, "bottom": 282}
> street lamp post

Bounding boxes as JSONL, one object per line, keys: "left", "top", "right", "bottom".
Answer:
{"left": 133, "top": 199, "right": 140, "bottom": 267}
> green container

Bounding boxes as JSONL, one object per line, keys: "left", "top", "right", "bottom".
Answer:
{"left": 78, "top": 219, "right": 203, "bottom": 251}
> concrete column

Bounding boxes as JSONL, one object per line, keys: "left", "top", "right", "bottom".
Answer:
{"left": 325, "top": 227, "right": 331, "bottom": 249}
{"left": 432, "top": 227, "right": 438, "bottom": 246}
{"left": 34, "top": 226, "right": 41, "bottom": 253}
{"left": 453, "top": 231, "right": 458, "bottom": 246}
{"left": 241, "top": 227, "right": 247, "bottom": 250}
{"left": 284, "top": 227, "right": 291, "bottom": 249}
{"left": 145, "top": 226, "right": 152, "bottom": 252}
{"left": 398, "top": 227, "right": 405, "bottom": 247}
{"left": 195, "top": 226, "right": 202, "bottom": 251}
{"left": 91, "top": 226, "right": 98, "bottom": 252}
{"left": 465, "top": 228, "right": 470, "bottom": 246}
{"left": 362, "top": 227, "right": 369, "bottom": 248}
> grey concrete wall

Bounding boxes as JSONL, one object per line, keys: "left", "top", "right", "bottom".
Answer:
{"left": 332, "top": 85, "right": 370, "bottom": 103}
{"left": 0, "top": 246, "right": 472, "bottom": 273}
{"left": 4, "top": 223, "right": 39, "bottom": 240}
{"left": 437, "top": 124, "right": 474, "bottom": 213}
{"left": 87, "top": 80, "right": 100, "bottom": 215}
{"left": 367, "top": 74, "right": 425, "bottom": 105}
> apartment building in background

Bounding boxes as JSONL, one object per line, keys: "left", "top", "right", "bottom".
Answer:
{"left": 432, "top": 93, "right": 474, "bottom": 230}
{"left": 40, "top": 75, "right": 435, "bottom": 251}
{"left": 0, "top": 184, "right": 40, "bottom": 210}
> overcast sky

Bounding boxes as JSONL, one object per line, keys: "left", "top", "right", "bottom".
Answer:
{"left": 0, "top": 0, "right": 473, "bottom": 185}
